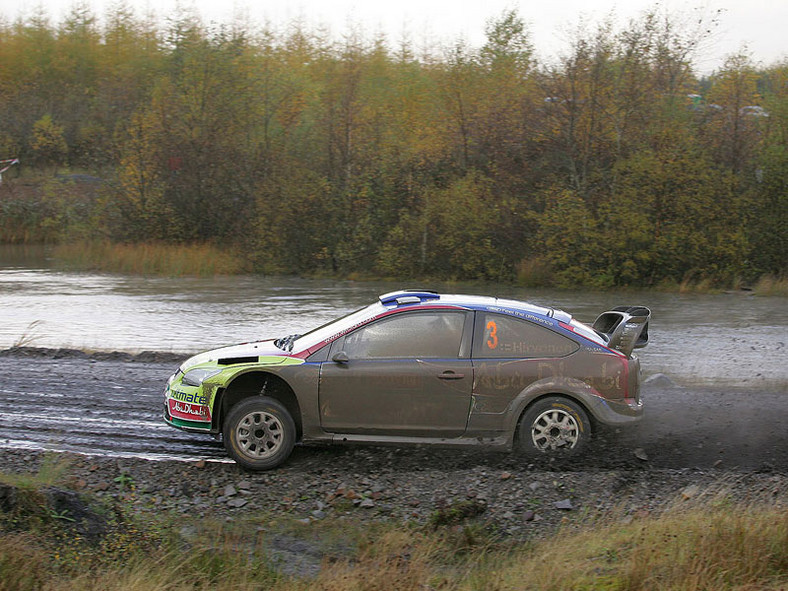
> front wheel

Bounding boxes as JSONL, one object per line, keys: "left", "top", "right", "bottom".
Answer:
{"left": 518, "top": 396, "right": 590, "bottom": 456}
{"left": 223, "top": 396, "right": 296, "bottom": 470}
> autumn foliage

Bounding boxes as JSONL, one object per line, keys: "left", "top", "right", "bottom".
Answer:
{"left": 0, "top": 6, "right": 785, "bottom": 286}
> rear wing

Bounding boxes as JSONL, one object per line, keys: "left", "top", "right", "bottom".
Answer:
{"left": 592, "top": 306, "right": 650, "bottom": 357}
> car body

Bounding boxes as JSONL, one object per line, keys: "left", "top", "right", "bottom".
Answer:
{"left": 163, "top": 290, "right": 650, "bottom": 470}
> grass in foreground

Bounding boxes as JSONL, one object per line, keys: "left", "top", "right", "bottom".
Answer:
{"left": 52, "top": 241, "right": 249, "bottom": 276}
{"left": 1, "top": 459, "right": 787, "bottom": 591}
{"left": 488, "top": 503, "right": 788, "bottom": 590}
{"left": 0, "top": 454, "right": 71, "bottom": 490}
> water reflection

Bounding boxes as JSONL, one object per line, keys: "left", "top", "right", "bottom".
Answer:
{"left": 0, "top": 246, "right": 785, "bottom": 389}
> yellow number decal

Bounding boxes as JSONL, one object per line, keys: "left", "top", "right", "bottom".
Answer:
{"left": 486, "top": 320, "right": 498, "bottom": 349}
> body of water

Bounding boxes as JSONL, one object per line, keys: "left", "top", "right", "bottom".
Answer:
{"left": 1, "top": 246, "right": 785, "bottom": 389}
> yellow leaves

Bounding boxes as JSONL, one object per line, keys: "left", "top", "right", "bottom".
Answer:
{"left": 30, "top": 115, "right": 68, "bottom": 167}
{"left": 277, "top": 90, "right": 308, "bottom": 131}
{"left": 0, "top": 7, "right": 783, "bottom": 284}
{"left": 708, "top": 53, "right": 759, "bottom": 105}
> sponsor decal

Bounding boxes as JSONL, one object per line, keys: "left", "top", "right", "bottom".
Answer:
{"left": 486, "top": 306, "right": 555, "bottom": 327}
{"left": 330, "top": 316, "right": 378, "bottom": 341}
{"left": 582, "top": 345, "right": 611, "bottom": 354}
{"left": 169, "top": 389, "right": 208, "bottom": 405}
{"left": 168, "top": 399, "right": 211, "bottom": 421}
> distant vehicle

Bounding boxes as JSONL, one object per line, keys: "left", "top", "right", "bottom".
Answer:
{"left": 740, "top": 105, "right": 769, "bottom": 117}
{"left": 163, "top": 291, "right": 650, "bottom": 470}
{"left": 0, "top": 158, "right": 18, "bottom": 183}
{"left": 686, "top": 95, "right": 768, "bottom": 117}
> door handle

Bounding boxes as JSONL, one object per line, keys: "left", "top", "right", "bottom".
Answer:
{"left": 437, "top": 371, "right": 465, "bottom": 380}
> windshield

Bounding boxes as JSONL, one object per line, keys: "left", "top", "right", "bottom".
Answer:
{"left": 289, "top": 302, "right": 383, "bottom": 351}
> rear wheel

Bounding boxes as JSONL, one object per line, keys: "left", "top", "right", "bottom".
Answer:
{"left": 518, "top": 396, "right": 590, "bottom": 456}
{"left": 223, "top": 396, "right": 296, "bottom": 470}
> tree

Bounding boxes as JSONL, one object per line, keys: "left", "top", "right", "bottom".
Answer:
{"left": 476, "top": 9, "right": 541, "bottom": 197}
{"left": 536, "top": 188, "right": 604, "bottom": 287}
{"left": 611, "top": 144, "right": 746, "bottom": 285}
{"left": 745, "top": 61, "right": 788, "bottom": 277}
{"left": 30, "top": 114, "right": 67, "bottom": 171}
{"left": 114, "top": 106, "right": 169, "bottom": 239}
{"left": 436, "top": 38, "right": 481, "bottom": 174}
{"left": 706, "top": 52, "right": 761, "bottom": 174}
{"left": 378, "top": 172, "right": 505, "bottom": 280}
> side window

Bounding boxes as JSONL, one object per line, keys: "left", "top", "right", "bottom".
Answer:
{"left": 341, "top": 311, "right": 467, "bottom": 359}
{"left": 473, "top": 313, "right": 579, "bottom": 359}
{"left": 306, "top": 343, "right": 330, "bottom": 362}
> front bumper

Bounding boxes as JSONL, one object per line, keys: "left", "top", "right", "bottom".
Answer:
{"left": 163, "top": 378, "right": 213, "bottom": 431}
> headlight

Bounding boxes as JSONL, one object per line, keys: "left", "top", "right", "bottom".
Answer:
{"left": 181, "top": 368, "right": 222, "bottom": 386}
{"left": 166, "top": 370, "right": 181, "bottom": 387}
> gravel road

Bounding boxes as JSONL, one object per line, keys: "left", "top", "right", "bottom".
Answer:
{"left": 2, "top": 347, "right": 786, "bottom": 471}
{"left": 1, "top": 347, "right": 786, "bottom": 545}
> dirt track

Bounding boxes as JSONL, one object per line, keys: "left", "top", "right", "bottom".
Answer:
{"left": 1, "top": 347, "right": 786, "bottom": 472}
{"left": 1, "top": 347, "right": 786, "bottom": 548}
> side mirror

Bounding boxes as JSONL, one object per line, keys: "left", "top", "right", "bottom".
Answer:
{"left": 332, "top": 351, "right": 349, "bottom": 364}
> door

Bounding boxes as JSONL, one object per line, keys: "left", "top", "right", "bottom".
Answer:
{"left": 319, "top": 310, "right": 473, "bottom": 437}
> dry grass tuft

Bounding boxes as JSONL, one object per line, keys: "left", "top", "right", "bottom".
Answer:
{"left": 753, "top": 275, "right": 788, "bottom": 297}
{"left": 314, "top": 528, "right": 445, "bottom": 591}
{"left": 52, "top": 241, "right": 249, "bottom": 276}
{"left": 0, "top": 533, "right": 51, "bottom": 591}
{"left": 488, "top": 500, "right": 788, "bottom": 591}
{"left": 0, "top": 453, "right": 71, "bottom": 489}
{"left": 516, "top": 257, "right": 552, "bottom": 288}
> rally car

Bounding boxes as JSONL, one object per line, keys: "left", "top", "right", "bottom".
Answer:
{"left": 164, "top": 290, "right": 650, "bottom": 470}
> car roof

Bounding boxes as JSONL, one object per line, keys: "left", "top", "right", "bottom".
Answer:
{"left": 294, "top": 290, "right": 579, "bottom": 355}
{"left": 377, "top": 290, "right": 572, "bottom": 323}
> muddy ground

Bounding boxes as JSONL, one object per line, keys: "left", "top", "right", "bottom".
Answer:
{"left": 1, "top": 347, "right": 786, "bottom": 562}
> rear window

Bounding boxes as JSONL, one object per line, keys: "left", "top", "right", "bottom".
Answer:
{"left": 473, "top": 312, "right": 579, "bottom": 359}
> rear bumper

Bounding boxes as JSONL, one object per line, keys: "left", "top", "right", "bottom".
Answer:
{"left": 585, "top": 353, "right": 644, "bottom": 426}
{"left": 584, "top": 394, "right": 644, "bottom": 426}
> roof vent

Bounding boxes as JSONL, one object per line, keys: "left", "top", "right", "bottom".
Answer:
{"left": 379, "top": 290, "right": 440, "bottom": 306}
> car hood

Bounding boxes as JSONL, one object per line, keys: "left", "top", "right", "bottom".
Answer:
{"left": 180, "top": 340, "right": 289, "bottom": 372}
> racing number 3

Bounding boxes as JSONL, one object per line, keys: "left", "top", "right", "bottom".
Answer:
{"left": 486, "top": 320, "right": 498, "bottom": 349}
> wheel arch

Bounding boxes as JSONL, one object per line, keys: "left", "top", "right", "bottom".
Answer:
{"left": 215, "top": 371, "right": 303, "bottom": 439}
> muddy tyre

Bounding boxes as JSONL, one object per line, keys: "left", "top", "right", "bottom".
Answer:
{"left": 518, "top": 396, "right": 590, "bottom": 456}
{"left": 223, "top": 396, "right": 296, "bottom": 470}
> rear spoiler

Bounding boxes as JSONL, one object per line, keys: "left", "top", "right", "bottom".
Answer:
{"left": 592, "top": 306, "right": 650, "bottom": 357}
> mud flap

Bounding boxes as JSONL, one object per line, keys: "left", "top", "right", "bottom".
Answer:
{"left": 592, "top": 306, "right": 650, "bottom": 357}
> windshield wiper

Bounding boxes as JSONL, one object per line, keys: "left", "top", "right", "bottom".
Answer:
{"left": 274, "top": 333, "right": 301, "bottom": 352}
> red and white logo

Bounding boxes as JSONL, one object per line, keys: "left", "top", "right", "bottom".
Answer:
{"left": 169, "top": 399, "right": 211, "bottom": 422}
